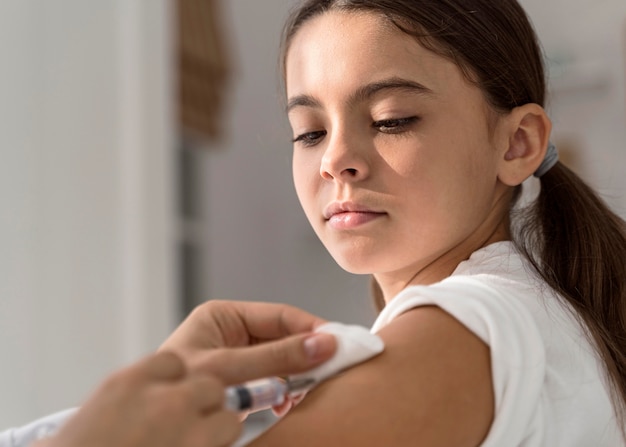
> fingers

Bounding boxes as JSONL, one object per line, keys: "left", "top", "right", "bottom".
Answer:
{"left": 272, "top": 391, "right": 306, "bottom": 417}
{"left": 123, "top": 352, "right": 228, "bottom": 413}
{"left": 159, "top": 300, "right": 330, "bottom": 361}
{"left": 143, "top": 372, "right": 242, "bottom": 447}
{"left": 134, "top": 362, "right": 242, "bottom": 447}
{"left": 193, "top": 332, "right": 337, "bottom": 384}
{"left": 271, "top": 399, "right": 293, "bottom": 418}
{"left": 53, "top": 351, "right": 243, "bottom": 447}
{"left": 200, "top": 300, "right": 329, "bottom": 343}
{"left": 186, "top": 375, "right": 226, "bottom": 413}
{"left": 181, "top": 377, "right": 242, "bottom": 447}
{"left": 131, "top": 351, "right": 187, "bottom": 381}
{"left": 201, "top": 409, "right": 242, "bottom": 447}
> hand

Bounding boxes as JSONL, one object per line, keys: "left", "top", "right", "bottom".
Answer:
{"left": 160, "top": 300, "right": 337, "bottom": 385}
{"left": 38, "top": 352, "right": 240, "bottom": 447}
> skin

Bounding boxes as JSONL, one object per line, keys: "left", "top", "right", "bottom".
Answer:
{"left": 34, "top": 352, "right": 242, "bottom": 447}
{"left": 246, "top": 10, "right": 550, "bottom": 446}
{"left": 34, "top": 9, "right": 553, "bottom": 447}
{"left": 289, "top": 12, "right": 525, "bottom": 300}
{"left": 33, "top": 301, "right": 337, "bottom": 447}
{"left": 160, "top": 300, "right": 337, "bottom": 383}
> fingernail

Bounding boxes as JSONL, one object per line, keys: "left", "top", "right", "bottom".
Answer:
{"left": 304, "top": 333, "right": 335, "bottom": 361}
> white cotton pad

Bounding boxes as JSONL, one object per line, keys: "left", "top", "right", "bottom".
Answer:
{"left": 288, "top": 322, "right": 385, "bottom": 389}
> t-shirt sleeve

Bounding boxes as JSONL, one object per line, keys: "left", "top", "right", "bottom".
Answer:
{"left": 371, "top": 275, "right": 548, "bottom": 446}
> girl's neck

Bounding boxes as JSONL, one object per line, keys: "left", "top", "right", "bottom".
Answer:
{"left": 376, "top": 209, "right": 511, "bottom": 303}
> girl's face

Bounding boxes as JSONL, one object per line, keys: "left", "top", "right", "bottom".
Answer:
{"left": 286, "top": 11, "right": 513, "bottom": 299}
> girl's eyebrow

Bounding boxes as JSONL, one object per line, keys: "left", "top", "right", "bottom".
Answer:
{"left": 286, "top": 76, "right": 434, "bottom": 114}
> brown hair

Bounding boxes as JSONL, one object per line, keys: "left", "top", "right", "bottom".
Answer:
{"left": 282, "top": 0, "right": 626, "bottom": 429}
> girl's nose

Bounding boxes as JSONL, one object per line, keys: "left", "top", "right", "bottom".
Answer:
{"left": 319, "top": 132, "right": 369, "bottom": 182}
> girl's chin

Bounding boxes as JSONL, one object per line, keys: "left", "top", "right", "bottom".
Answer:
{"left": 323, "top": 241, "right": 393, "bottom": 274}
{"left": 331, "top": 256, "right": 378, "bottom": 275}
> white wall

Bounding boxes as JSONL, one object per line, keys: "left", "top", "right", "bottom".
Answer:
{"left": 0, "top": 0, "right": 176, "bottom": 427}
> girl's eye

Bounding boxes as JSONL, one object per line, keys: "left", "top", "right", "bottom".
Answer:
{"left": 292, "top": 130, "right": 327, "bottom": 147}
{"left": 372, "top": 116, "right": 419, "bottom": 133}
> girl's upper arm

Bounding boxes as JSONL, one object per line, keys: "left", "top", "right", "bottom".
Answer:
{"left": 248, "top": 305, "right": 494, "bottom": 447}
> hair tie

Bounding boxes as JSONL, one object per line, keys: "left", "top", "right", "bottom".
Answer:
{"left": 533, "top": 142, "right": 559, "bottom": 177}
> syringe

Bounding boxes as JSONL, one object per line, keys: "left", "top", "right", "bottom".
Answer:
{"left": 224, "top": 377, "right": 315, "bottom": 413}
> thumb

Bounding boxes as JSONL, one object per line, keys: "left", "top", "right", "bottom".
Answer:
{"left": 194, "top": 332, "right": 336, "bottom": 385}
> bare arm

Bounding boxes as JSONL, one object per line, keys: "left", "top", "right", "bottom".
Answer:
{"left": 249, "top": 306, "right": 494, "bottom": 447}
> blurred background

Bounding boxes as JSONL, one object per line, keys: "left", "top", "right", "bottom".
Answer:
{"left": 1, "top": 0, "right": 624, "bottom": 429}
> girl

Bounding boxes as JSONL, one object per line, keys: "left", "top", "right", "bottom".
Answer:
{"left": 241, "top": 0, "right": 626, "bottom": 445}
{"left": 7, "top": 1, "right": 624, "bottom": 445}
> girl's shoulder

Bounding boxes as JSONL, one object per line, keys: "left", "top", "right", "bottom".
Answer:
{"left": 373, "top": 241, "right": 622, "bottom": 446}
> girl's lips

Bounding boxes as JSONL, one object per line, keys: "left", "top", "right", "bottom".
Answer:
{"left": 323, "top": 201, "right": 384, "bottom": 219}
{"left": 326, "top": 211, "right": 386, "bottom": 230}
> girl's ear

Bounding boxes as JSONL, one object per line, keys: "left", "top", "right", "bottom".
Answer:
{"left": 497, "top": 103, "right": 552, "bottom": 186}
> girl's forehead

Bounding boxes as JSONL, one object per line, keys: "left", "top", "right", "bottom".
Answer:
{"left": 285, "top": 11, "right": 470, "bottom": 103}
{"left": 287, "top": 11, "right": 401, "bottom": 57}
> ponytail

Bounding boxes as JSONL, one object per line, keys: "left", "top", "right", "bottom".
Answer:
{"left": 514, "top": 162, "right": 626, "bottom": 423}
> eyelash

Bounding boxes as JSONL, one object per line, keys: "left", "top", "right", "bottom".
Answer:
{"left": 292, "top": 116, "right": 419, "bottom": 147}
{"left": 372, "top": 116, "right": 419, "bottom": 133}
{"left": 292, "top": 130, "right": 327, "bottom": 147}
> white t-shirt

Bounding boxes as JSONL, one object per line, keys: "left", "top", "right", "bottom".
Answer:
{"left": 371, "top": 241, "right": 623, "bottom": 446}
